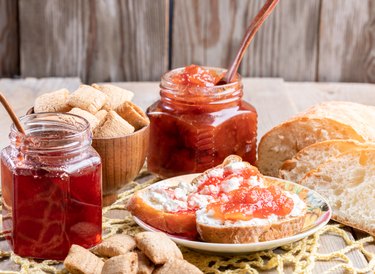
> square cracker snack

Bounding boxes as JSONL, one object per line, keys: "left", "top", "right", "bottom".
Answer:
{"left": 68, "top": 108, "right": 99, "bottom": 131}
{"left": 117, "top": 101, "right": 149, "bottom": 130}
{"left": 68, "top": 84, "right": 107, "bottom": 114}
{"left": 34, "top": 89, "right": 70, "bottom": 113}
{"left": 135, "top": 232, "right": 183, "bottom": 265}
{"left": 95, "top": 109, "right": 108, "bottom": 123}
{"left": 94, "top": 110, "right": 134, "bottom": 138}
{"left": 64, "top": 244, "right": 103, "bottom": 274}
{"left": 92, "top": 83, "right": 134, "bottom": 111}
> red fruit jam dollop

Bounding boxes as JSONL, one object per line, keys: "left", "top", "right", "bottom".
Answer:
{"left": 207, "top": 185, "right": 294, "bottom": 221}
{"left": 170, "top": 64, "right": 224, "bottom": 87}
{"left": 196, "top": 167, "right": 260, "bottom": 198}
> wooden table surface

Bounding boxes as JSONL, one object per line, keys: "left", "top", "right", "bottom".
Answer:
{"left": 0, "top": 77, "right": 374, "bottom": 273}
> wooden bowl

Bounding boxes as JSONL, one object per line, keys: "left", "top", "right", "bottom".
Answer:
{"left": 27, "top": 107, "right": 149, "bottom": 206}
{"left": 93, "top": 125, "right": 149, "bottom": 206}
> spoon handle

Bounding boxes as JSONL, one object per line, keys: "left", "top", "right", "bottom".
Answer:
{"left": 0, "top": 92, "right": 25, "bottom": 134}
{"left": 223, "top": 0, "right": 279, "bottom": 84}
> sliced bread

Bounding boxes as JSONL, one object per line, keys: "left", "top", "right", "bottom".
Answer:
{"left": 257, "top": 101, "right": 375, "bottom": 177}
{"left": 128, "top": 156, "right": 308, "bottom": 243}
{"left": 196, "top": 177, "right": 307, "bottom": 243}
{"left": 279, "top": 140, "right": 375, "bottom": 183}
{"left": 300, "top": 149, "right": 375, "bottom": 236}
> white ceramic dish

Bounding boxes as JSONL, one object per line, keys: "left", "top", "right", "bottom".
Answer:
{"left": 133, "top": 174, "right": 332, "bottom": 254}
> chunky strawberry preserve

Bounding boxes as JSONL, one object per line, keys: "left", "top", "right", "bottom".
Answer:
{"left": 1, "top": 113, "right": 102, "bottom": 260}
{"left": 207, "top": 185, "right": 294, "bottom": 221}
{"left": 147, "top": 65, "right": 258, "bottom": 178}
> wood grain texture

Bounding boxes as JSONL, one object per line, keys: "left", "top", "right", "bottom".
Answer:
{"left": 318, "top": 0, "right": 375, "bottom": 83}
{"left": 285, "top": 82, "right": 375, "bottom": 111}
{"left": 0, "top": 0, "right": 19, "bottom": 77}
{"left": 19, "top": 0, "right": 169, "bottom": 83}
{"left": 172, "top": 0, "right": 320, "bottom": 81}
{"left": 92, "top": 125, "right": 149, "bottom": 206}
{"left": 242, "top": 0, "right": 320, "bottom": 81}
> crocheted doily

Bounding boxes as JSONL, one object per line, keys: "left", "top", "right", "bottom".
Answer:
{"left": 0, "top": 172, "right": 374, "bottom": 274}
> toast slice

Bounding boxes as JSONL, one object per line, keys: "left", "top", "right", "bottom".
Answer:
{"left": 127, "top": 155, "right": 262, "bottom": 237}
{"left": 300, "top": 149, "right": 375, "bottom": 236}
{"left": 128, "top": 156, "right": 307, "bottom": 242}
{"left": 196, "top": 177, "right": 307, "bottom": 243}
{"left": 279, "top": 140, "right": 375, "bottom": 183}
{"left": 257, "top": 101, "right": 375, "bottom": 177}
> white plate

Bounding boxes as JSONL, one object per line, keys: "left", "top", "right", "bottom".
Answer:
{"left": 133, "top": 174, "right": 332, "bottom": 254}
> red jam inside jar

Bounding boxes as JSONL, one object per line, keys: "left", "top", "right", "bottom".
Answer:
{"left": 1, "top": 113, "right": 102, "bottom": 260}
{"left": 207, "top": 185, "right": 294, "bottom": 221}
{"left": 147, "top": 65, "right": 257, "bottom": 178}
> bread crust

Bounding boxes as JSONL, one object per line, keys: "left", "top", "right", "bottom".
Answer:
{"left": 332, "top": 214, "right": 375, "bottom": 237}
{"left": 127, "top": 190, "right": 197, "bottom": 236}
{"left": 257, "top": 101, "right": 375, "bottom": 177}
{"left": 279, "top": 140, "right": 374, "bottom": 183}
{"left": 196, "top": 213, "right": 306, "bottom": 244}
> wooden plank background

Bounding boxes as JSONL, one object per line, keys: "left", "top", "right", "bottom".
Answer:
{"left": 0, "top": 0, "right": 375, "bottom": 83}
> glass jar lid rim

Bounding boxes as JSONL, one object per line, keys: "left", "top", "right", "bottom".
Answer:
{"left": 12, "top": 112, "right": 90, "bottom": 136}
{"left": 161, "top": 66, "right": 242, "bottom": 90}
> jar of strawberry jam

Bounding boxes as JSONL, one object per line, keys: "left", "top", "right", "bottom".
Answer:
{"left": 147, "top": 65, "right": 257, "bottom": 178}
{"left": 1, "top": 113, "right": 102, "bottom": 260}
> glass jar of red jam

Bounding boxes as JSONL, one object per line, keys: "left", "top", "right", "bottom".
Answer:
{"left": 147, "top": 65, "right": 257, "bottom": 178}
{"left": 1, "top": 113, "right": 102, "bottom": 260}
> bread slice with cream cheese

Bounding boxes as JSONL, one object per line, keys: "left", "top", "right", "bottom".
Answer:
{"left": 196, "top": 177, "right": 307, "bottom": 243}
{"left": 128, "top": 156, "right": 308, "bottom": 243}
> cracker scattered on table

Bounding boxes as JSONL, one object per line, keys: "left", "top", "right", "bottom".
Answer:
{"left": 92, "top": 83, "right": 134, "bottom": 111}
{"left": 68, "top": 108, "right": 100, "bottom": 130}
{"left": 93, "top": 110, "right": 135, "bottom": 138}
{"left": 135, "top": 232, "right": 183, "bottom": 265}
{"left": 101, "top": 253, "right": 138, "bottom": 274}
{"left": 136, "top": 251, "right": 155, "bottom": 274}
{"left": 64, "top": 244, "right": 103, "bottom": 274}
{"left": 34, "top": 88, "right": 71, "bottom": 113}
{"left": 117, "top": 101, "right": 149, "bottom": 130}
{"left": 91, "top": 234, "right": 136, "bottom": 257}
{"left": 153, "top": 258, "right": 203, "bottom": 274}
{"left": 68, "top": 84, "right": 108, "bottom": 114}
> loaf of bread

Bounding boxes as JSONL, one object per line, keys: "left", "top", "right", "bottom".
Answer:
{"left": 300, "top": 149, "right": 375, "bottom": 236}
{"left": 279, "top": 140, "right": 375, "bottom": 183}
{"left": 257, "top": 101, "right": 375, "bottom": 177}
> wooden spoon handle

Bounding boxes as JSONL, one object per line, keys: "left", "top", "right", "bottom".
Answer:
{"left": 0, "top": 92, "right": 25, "bottom": 134}
{"left": 223, "top": 0, "right": 279, "bottom": 83}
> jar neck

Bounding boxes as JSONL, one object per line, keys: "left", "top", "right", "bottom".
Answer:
{"left": 160, "top": 67, "right": 243, "bottom": 112}
{"left": 10, "top": 113, "right": 92, "bottom": 158}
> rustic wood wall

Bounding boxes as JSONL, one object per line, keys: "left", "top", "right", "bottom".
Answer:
{"left": 0, "top": 0, "right": 374, "bottom": 83}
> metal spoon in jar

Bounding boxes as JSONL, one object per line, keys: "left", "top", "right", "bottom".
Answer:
{"left": 217, "top": 0, "right": 280, "bottom": 85}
